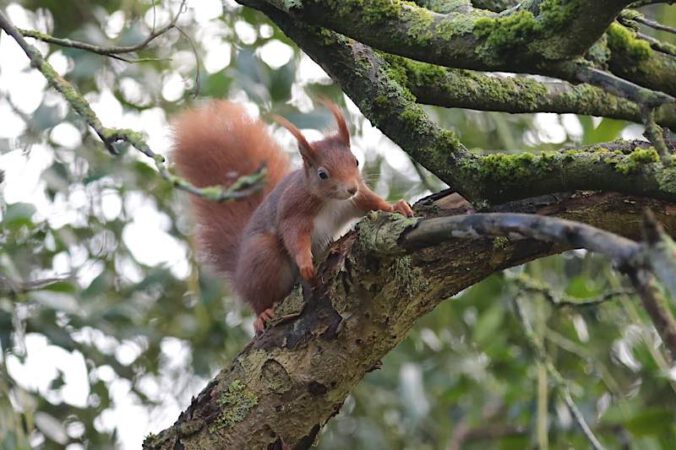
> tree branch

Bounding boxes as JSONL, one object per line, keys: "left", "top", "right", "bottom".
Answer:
{"left": 257, "top": 0, "right": 633, "bottom": 72}
{"left": 642, "top": 208, "right": 676, "bottom": 298}
{"left": 237, "top": 4, "right": 676, "bottom": 205}
{"left": 387, "top": 55, "right": 676, "bottom": 130}
{"left": 621, "top": 9, "right": 676, "bottom": 34}
{"left": 144, "top": 192, "right": 675, "bottom": 450}
{"left": 398, "top": 213, "right": 641, "bottom": 262}
{"left": 569, "top": 63, "right": 674, "bottom": 108}
{"left": 510, "top": 273, "right": 634, "bottom": 307}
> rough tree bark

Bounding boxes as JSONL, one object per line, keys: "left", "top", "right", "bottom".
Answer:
{"left": 144, "top": 192, "right": 675, "bottom": 449}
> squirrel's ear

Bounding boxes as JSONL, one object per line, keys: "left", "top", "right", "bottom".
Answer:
{"left": 319, "top": 98, "right": 350, "bottom": 147}
{"left": 273, "top": 115, "right": 316, "bottom": 163}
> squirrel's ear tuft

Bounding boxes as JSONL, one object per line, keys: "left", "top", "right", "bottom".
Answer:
{"left": 273, "top": 115, "right": 316, "bottom": 163}
{"left": 319, "top": 98, "right": 350, "bottom": 147}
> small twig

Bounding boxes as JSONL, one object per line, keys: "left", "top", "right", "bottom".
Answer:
{"left": 409, "top": 156, "right": 435, "bottom": 193}
{"left": 0, "top": 9, "right": 119, "bottom": 155}
{"left": 641, "top": 209, "right": 676, "bottom": 299}
{"left": 641, "top": 106, "right": 673, "bottom": 164}
{"left": 573, "top": 64, "right": 674, "bottom": 108}
{"left": 17, "top": 0, "right": 201, "bottom": 89}
{"left": 156, "top": 159, "right": 268, "bottom": 202}
{"left": 0, "top": 274, "right": 71, "bottom": 296}
{"left": 19, "top": 0, "right": 187, "bottom": 58}
{"left": 173, "top": 24, "right": 201, "bottom": 98}
{"left": 635, "top": 31, "right": 676, "bottom": 56}
{"left": 512, "top": 298, "right": 606, "bottom": 450}
{"left": 511, "top": 273, "right": 633, "bottom": 308}
{"left": 622, "top": 9, "right": 676, "bottom": 34}
{"left": 400, "top": 213, "right": 641, "bottom": 266}
{"left": 626, "top": 269, "right": 676, "bottom": 359}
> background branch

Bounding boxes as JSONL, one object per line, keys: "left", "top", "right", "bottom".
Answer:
{"left": 18, "top": 0, "right": 187, "bottom": 61}
{"left": 512, "top": 297, "right": 607, "bottom": 450}
{"left": 389, "top": 55, "right": 676, "bottom": 130}
{"left": 0, "top": 9, "right": 263, "bottom": 203}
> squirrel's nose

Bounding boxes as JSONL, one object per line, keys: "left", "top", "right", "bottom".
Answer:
{"left": 347, "top": 186, "right": 357, "bottom": 196}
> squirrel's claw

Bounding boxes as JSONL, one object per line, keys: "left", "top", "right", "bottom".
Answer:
{"left": 254, "top": 308, "right": 275, "bottom": 335}
{"left": 392, "top": 200, "right": 414, "bottom": 217}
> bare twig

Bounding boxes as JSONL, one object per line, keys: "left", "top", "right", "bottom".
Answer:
{"left": 636, "top": 31, "right": 676, "bottom": 56}
{"left": 642, "top": 107, "right": 673, "bottom": 164}
{"left": 19, "top": 0, "right": 187, "bottom": 58}
{"left": 17, "top": 1, "right": 200, "bottom": 91}
{"left": 0, "top": 9, "right": 120, "bottom": 155}
{"left": 400, "top": 213, "right": 641, "bottom": 266}
{"left": 0, "top": 274, "right": 71, "bottom": 296}
{"left": 626, "top": 269, "right": 676, "bottom": 359}
{"left": 572, "top": 64, "right": 674, "bottom": 108}
{"left": 512, "top": 298, "right": 607, "bottom": 450}
{"left": 409, "top": 157, "right": 436, "bottom": 193}
{"left": 622, "top": 9, "right": 676, "bottom": 34}
{"left": 511, "top": 273, "right": 633, "bottom": 308}
{"left": 641, "top": 209, "right": 676, "bottom": 299}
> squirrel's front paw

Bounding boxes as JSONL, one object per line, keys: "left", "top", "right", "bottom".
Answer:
{"left": 392, "top": 199, "right": 414, "bottom": 217}
{"left": 299, "top": 263, "right": 316, "bottom": 280}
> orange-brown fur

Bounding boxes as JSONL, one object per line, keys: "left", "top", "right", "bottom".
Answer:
{"left": 172, "top": 100, "right": 413, "bottom": 333}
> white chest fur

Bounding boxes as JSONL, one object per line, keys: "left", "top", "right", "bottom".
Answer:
{"left": 312, "top": 199, "right": 361, "bottom": 253}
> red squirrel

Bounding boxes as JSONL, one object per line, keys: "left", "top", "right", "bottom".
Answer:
{"left": 172, "top": 100, "right": 413, "bottom": 333}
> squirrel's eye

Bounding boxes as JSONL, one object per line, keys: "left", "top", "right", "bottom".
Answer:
{"left": 318, "top": 169, "right": 329, "bottom": 180}
{"left": 355, "top": 158, "right": 359, "bottom": 167}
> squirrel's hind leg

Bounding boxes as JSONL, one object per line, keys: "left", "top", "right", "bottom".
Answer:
{"left": 235, "top": 232, "right": 296, "bottom": 334}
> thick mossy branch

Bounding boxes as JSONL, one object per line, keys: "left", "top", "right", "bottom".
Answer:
{"left": 459, "top": 142, "right": 676, "bottom": 204}
{"left": 237, "top": 4, "right": 676, "bottom": 205}
{"left": 262, "top": 0, "right": 633, "bottom": 71}
{"left": 259, "top": 1, "right": 675, "bottom": 105}
{"left": 145, "top": 193, "right": 676, "bottom": 450}
{"left": 386, "top": 55, "right": 676, "bottom": 130}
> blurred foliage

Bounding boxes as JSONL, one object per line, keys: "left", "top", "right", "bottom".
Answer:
{"left": 0, "top": 1, "right": 675, "bottom": 449}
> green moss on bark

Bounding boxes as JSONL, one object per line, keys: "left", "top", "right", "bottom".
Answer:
{"left": 210, "top": 380, "right": 259, "bottom": 432}
{"left": 607, "top": 22, "right": 652, "bottom": 60}
{"left": 613, "top": 147, "right": 659, "bottom": 174}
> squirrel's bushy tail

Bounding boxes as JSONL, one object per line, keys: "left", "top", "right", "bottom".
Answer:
{"left": 172, "top": 101, "right": 289, "bottom": 274}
